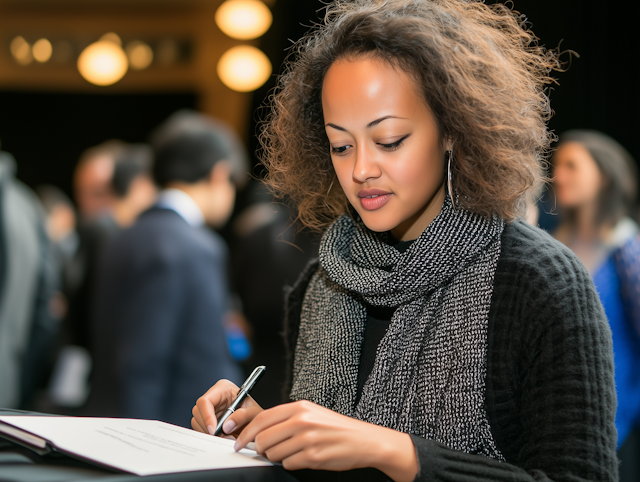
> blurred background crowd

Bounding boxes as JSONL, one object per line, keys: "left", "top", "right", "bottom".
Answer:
{"left": 0, "top": 0, "right": 639, "bottom": 480}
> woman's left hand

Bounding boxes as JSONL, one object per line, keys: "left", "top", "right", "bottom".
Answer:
{"left": 234, "top": 400, "right": 418, "bottom": 482}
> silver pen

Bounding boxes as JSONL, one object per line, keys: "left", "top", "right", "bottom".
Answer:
{"left": 213, "top": 365, "right": 266, "bottom": 436}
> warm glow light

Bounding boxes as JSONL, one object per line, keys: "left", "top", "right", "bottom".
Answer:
{"left": 78, "top": 41, "right": 128, "bottom": 86}
{"left": 53, "top": 40, "right": 73, "bottom": 63}
{"left": 32, "top": 38, "right": 53, "bottom": 63}
{"left": 100, "top": 32, "right": 122, "bottom": 46}
{"left": 156, "top": 39, "right": 179, "bottom": 65}
{"left": 10, "top": 36, "right": 32, "bottom": 65}
{"left": 217, "top": 45, "right": 271, "bottom": 92}
{"left": 126, "top": 41, "right": 153, "bottom": 70}
{"left": 215, "top": 0, "right": 272, "bottom": 40}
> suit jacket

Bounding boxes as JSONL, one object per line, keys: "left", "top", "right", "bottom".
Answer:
{"left": 87, "top": 207, "right": 241, "bottom": 427}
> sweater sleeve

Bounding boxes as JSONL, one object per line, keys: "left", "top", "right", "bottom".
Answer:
{"left": 410, "top": 222, "right": 618, "bottom": 482}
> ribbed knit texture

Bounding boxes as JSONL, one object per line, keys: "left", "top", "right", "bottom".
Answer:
{"left": 283, "top": 221, "right": 618, "bottom": 482}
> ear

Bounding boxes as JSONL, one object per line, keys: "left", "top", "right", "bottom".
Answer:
{"left": 444, "top": 139, "right": 454, "bottom": 152}
{"left": 209, "top": 161, "right": 231, "bottom": 185}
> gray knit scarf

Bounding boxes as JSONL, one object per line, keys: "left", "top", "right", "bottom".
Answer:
{"left": 290, "top": 195, "right": 505, "bottom": 459}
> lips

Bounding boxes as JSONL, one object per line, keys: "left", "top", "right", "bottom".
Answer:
{"left": 358, "top": 189, "right": 392, "bottom": 211}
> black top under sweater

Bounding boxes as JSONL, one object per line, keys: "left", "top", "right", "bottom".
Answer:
{"left": 283, "top": 221, "right": 618, "bottom": 482}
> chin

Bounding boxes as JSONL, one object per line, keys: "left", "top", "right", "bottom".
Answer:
{"left": 555, "top": 197, "right": 577, "bottom": 210}
{"left": 554, "top": 191, "right": 575, "bottom": 208}
{"left": 357, "top": 210, "right": 400, "bottom": 233}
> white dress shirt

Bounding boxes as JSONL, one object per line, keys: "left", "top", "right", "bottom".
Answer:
{"left": 155, "top": 188, "right": 205, "bottom": 228}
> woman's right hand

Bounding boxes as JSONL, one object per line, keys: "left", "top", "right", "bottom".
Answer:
{"left": 191, "top": 379, "right": 264, "bottom": 438}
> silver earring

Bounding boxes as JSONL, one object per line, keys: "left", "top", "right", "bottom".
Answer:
{"left": 447, "top": 150, "right": 456, "bottom": 210}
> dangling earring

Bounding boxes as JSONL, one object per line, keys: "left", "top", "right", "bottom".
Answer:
{"left": 447, "top": 149, "right": 456, "bottom": 210}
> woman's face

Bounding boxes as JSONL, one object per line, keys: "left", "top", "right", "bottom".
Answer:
{"left": 553, "top": 142, "right": 603, "bottom": 210}
{"left": 322, "top": 57, "right": 446, "bottom": 241}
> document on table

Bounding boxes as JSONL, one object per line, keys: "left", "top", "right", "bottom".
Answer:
{"left": 0, "top": 416, "right": 273, "bottom": 476}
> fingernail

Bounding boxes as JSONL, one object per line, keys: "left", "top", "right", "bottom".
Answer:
{"left": 234, "top": 441, "right": 240, "bottom": 452}
{"left": 223, "top": 419, "right": 236, "bottom": 434}
{"left": 207, "top": 425, "right": 215, "bottom": 436}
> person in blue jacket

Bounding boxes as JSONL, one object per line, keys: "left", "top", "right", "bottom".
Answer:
{"left": 553, "top": 129, "right": 640, "bottom": 482}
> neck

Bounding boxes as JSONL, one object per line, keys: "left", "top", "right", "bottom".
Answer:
{"left": 165, "top": 183, "right": 207, "bottom": 220}
{"left": 572, "top": 200, "right": 607, "bottom": 241}
{"left": 113, "top": 202, "right": 137, "bottom": 227}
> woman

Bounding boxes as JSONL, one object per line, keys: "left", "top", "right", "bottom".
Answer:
{"left": 553, "top": 130, "right": 640, "bottom": 481}
{"left": 192, "top": 1, "right": 618, "bottom": 480}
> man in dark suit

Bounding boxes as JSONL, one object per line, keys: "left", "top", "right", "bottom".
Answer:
{"left": 87, "top": 112, "right": 246, "bottom": 427}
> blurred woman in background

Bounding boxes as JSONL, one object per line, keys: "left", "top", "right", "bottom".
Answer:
{"left": 553, "top": 130, "right": 640, "bottom": 482}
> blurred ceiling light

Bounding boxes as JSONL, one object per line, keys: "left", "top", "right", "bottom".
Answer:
{"left": 78, "top": 41, "right": 128, "bottom": 86}
{"left": 100, "top": 32, "right": 122, "bottom": 46}
{"left": 32, "top": 38, "right": 53, "bottom": 63}
{"left": 217, "top": 45, "right": 271, "bottom": 92}
{"left": 10, "top": 36, "right": 33, "bottom": 65}
{"left": 215, "top": 0, "right": 272, "bottom": 40}
{"left": 126, "top": 41, "right": 153, "bottom": 70}
{"left": 156, "top": 39, "right": 179, "bottom": 65}
{"left": 53, "top": 40, "right": 73, "bottom": 63}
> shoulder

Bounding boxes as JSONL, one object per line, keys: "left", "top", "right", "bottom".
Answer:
{"left": 283, "top": 258, "right": 321, "bottom": 344}
{"left": 491, "top": 220, "right": 608, "bottom": 350}
{"left": 494, "top": 221, "right": 595, "bottom": 305}
{"left": 615, "top": 231, "right": 640, "bottom": 266}
{"left": 285, "top": 258, "right": 321, "bottom": 312}
{"left": 498, "top": 220, "right": 586, "bottom": 278}
{"left": 612, "top": 233, "right": 640, "bottom": 327}
{"left": 129, "top": 208, "right": 191, "bottom": 238}
{"left": 107, "top": 209, "right": 226, "bottom": 268}
{"left": 2, "top": 176, "right": 43, "bottom": 224}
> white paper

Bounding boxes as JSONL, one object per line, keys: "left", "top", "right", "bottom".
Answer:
{"left": 0, "top": 416, "right": 272, "bottom": 476}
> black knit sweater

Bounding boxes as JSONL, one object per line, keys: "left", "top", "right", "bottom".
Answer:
{"left": 283, "top": 221, "right": 618, "bottom": 481}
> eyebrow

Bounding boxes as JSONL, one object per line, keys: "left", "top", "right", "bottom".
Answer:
{"left": 325, "top": 115, "right": 406, "bottom": 132}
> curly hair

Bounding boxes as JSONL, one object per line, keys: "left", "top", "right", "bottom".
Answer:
{"left": 259, "top": 0, "right": 562, "bottom": 231}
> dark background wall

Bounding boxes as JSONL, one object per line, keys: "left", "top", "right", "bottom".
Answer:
{"left": 0, "top": 0, "right": 637, "bottom": 202}
{"left": 504, "top": 0, "right": 639, "bottom": 164}
{"left": 0, "top": 92, "right": 196, "bottom": 197}
{"left": 250, "top": 0, "right": 640, "bottom": 169}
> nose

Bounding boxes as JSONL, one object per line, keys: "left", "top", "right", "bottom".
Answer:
{"left": 352, "top": 144, "right": 382, "bottom": 183}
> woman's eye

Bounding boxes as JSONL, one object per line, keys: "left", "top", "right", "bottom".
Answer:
{"left": 378, "top": 134, "right": 410, "bottom": 151}
{"left": 331, "top": 145, "right": 350, "bottom": 155}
